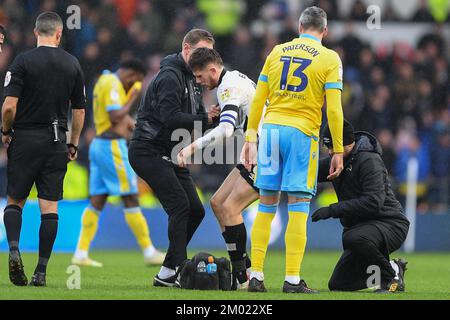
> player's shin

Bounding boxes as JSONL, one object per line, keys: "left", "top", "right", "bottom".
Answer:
{"left": 250, "top": 203, "right": 277, "bottom": 281}
{"left": 285, "top": 202, "right": 309, "bottom": 285}
{"left": 224, "top": 223, "right": 249, "bottom": 284}
{"left": 75, "top": 205, "right": 100, "bottom": 258}
{"left": 124, "top": 207, "right": 153, "bottom": 250}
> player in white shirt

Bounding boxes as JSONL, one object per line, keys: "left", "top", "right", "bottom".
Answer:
{"left": 178, "top": 48, "right": 260, "bottom": 289}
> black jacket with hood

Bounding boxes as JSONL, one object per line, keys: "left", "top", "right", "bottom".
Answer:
{"left": 318, "top": 131, "right": 409, "bottom": 235}
{"left": 132, "top": 53, "right": 209, "bottom": 153}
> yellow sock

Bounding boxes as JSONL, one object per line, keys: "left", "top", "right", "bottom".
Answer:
{"left": 251, "top": 203, "right": 277, "bottom": 273}
{"left": 285, "top": 202, "right": 309, "bottom": 279}
{"left": 77, "top": 206, "right": 100, "bottom": 251}
{"left": 124, "top": 207, "right": 152, "bottom": 250}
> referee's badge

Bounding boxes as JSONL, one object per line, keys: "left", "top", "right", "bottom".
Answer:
{"left": 4, "top": 71, "right": 11, "bottom": 87}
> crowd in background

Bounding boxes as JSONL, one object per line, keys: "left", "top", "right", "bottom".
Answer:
{"left": 0, "top": 0, "right": 448, "bottom": 213}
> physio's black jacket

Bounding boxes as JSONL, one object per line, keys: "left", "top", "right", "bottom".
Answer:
{"left": 132, "top": 53, "right": 209, "bottom": 152}
{"left": 4, "top": 46, "right": 86, "bottom": 130}
{"left": 318, "top": 132, "right": 409, "bottom": 231}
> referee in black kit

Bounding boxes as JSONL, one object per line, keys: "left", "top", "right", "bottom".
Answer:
{"left": 129, "top": 29, "right": 219, "bottom": 287}
{"left": 1, "top": 12, "right": 86, "bottom": 287}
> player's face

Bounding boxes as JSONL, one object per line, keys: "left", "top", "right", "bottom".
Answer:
{"left": 193, "top": 65, "right": 217, "bottom": 90}
{"left": 124, "top": 71, "right": 144, "bottom": 91}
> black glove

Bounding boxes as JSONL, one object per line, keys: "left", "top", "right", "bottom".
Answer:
{"left": 311, "top": 207, "right": 332, "bottom": 222}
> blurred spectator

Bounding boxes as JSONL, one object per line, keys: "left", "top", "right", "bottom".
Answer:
{"left": 376, "top": 129, "right": 396, "bottom": 176}
{"left": 197, "top": 0, "right": 244, "bottom": 54}
{"left": 226, "top": 25, "right": 259, "bottom": 80}
{"left": 340, "top": 22, "right": 364, "bottom": 68}
{"left": 395, "top": 130, "right": 431, "bottom": 211}
{"left": 428, "top": 0, "right": 450, "bottom": 23}
{"left": 134, "top": 0, "right": 163, "bottom": 48}
{"left": 412, "top": 0, "right": 434, "bottom": 22}
{"left": 349, "top": 0, "right": 368, "bottom": 21}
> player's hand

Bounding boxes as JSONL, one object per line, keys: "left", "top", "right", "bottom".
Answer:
{"left": 2, "top": 135, "right": 11, "bottom": 149}
{"left": 328, "top": 153, "right": 344, "bottom": 181}
{"left": 208, "top": 105, "right": 220, "bottom": 124}
{"left": 311, "top": 207, "right": 332, "bottom": 222}
{"left": 177, "top": 143, "right": 195, "bottom": 168}
{"left": 240, "top": 141, "right": 257, "bottom": 172}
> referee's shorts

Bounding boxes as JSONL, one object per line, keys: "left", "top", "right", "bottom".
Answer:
{"left": 7, "top": 127, "right": 69, "bottom": 201}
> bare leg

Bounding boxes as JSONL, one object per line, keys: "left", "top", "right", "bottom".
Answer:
{"left": 210, "top": 168, "right": 241, "bottom": 232}
{"left": 221, "top": 176, "right": 259, "bottom": 227}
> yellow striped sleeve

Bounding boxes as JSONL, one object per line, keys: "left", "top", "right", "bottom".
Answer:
{"left": 325, "top": 88, "right": 344, "bottom": 153}
{"left": 245, "top": 52, "right": 272, "bottom": 142}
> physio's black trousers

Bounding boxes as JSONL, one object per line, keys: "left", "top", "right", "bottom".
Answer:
{"left": 328, "top": 221, "right": 408, "bottom": 291}
{"left": 129, "top": 141, "right": 205, "bottom": 269}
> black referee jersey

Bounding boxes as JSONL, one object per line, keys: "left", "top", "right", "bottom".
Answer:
{"left": 3, "top": 45, "right": 86, "bottom": 201}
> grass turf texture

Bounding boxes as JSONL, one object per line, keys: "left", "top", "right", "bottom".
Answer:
{"left": 0, "top": 250, "right": 449, "bottom": 300}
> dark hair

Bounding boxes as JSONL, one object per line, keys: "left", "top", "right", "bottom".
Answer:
{"left": 119, "top": 59, "right": 147, "bottom": 75}
{"left": 188, "top": 48, "right": 223, "bottom": 71}
{"left": 35, "top": 11, "right": 63, "bottom": 36}
{"left": 183, "top": 28, "right": 215, "bottom": 47}
{"left": 0, "top": 25, "right": 6, "bottom": 36}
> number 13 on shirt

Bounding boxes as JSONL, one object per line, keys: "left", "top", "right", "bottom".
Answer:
{"left": 279, "top": 56, "right": 312, "bottom": 92}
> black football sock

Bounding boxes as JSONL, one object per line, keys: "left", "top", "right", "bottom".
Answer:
{"left": 3, "top": 205, "right": 23, "bottom": 253}
{"left": 224, "top": 223, "right": 248, "bottom": 284}
{"left": 35, "top": 214, "right": 59, "bottom": 274}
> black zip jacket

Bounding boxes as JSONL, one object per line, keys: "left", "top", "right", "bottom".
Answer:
{"left": 132, "top": 53, "right": 209, "bottom": 153}
{"left": 318, "top": 132, "right": 409, "bottom": 231}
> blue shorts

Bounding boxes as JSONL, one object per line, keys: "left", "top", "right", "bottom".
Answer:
{"left": 255, "top": 124, "right": 319, "bottom": 195}
{"left": 89, "top": 138, "right": 138, "bottom": 196}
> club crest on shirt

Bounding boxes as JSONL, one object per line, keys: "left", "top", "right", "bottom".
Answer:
{"left": 4, "top": 71, "right": 11, "bottom": 87}
{"left": 220, "top": 88, "right": 231, "bottom": 101}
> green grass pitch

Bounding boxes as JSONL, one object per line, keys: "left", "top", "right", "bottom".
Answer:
{"left": 0, "top": 250, "right": 449, "bottom": 300}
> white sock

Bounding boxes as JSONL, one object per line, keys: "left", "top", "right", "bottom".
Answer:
{"left": 74, "top": 249, "right": 88, "bottom": 260}
{"left": 143, "top": 245, "right": 156, "bottom": 258}
{"left": 250, "top": 271, "right": 264, "bottom": 281}
{"left": 390, "top": 260, "right": 400, "bottom": 280}
{"left": 285, "top": 276, "right": 300, "bottom": 285}
{"left": 158, "top": 266, "right": 176, "bottom": 279}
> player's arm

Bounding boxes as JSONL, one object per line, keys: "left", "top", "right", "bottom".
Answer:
{"left": 325, "top": 52, "right": 344, "bottom": 180}
{"left": 177, "top": 105, "right": 237, "bottom": 167}
{"left": 109, "top": 83, "right": 141, "bottom": 125}
{"left": 194, "top": 105, "right": 238, "bottom": 149}
{"left": 245, "top": 68, "right": 270, "bottom": 143}
{"left": 241, "top": 53, "right": 271, "bottom": 170}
